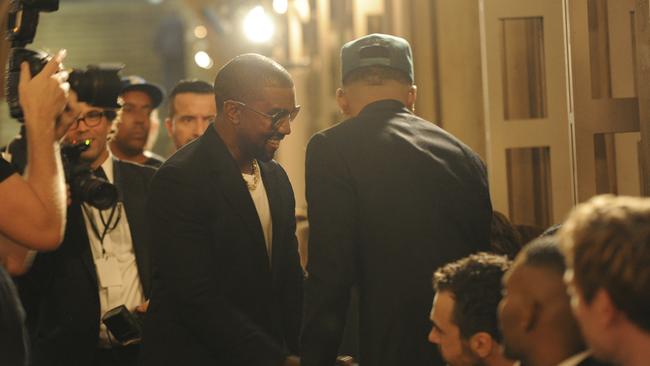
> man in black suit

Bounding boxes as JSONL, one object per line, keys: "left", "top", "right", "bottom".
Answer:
{"left": 140, "top": 54, "right": 303, "bottom": 366}
{"left": 300, "top": 34, "right": 492, "bottom": 366}
{"left": 15, "top": 101, "right": 155, "bottom": 366}
{"left": 499, "top": 237, "right": 609, "bottom": 366}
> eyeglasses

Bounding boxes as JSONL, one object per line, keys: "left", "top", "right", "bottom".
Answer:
{"left": 227, "top": 100, "right": 301, "bottom": 128}
{"left": 73, "top": 110, "right": 116, "bottom": 128}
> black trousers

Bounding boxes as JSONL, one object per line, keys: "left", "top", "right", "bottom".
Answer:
{"left": 93, "top": 344, "right": 140, "bottom": 366}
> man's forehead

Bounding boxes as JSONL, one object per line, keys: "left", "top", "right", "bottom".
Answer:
{"left": 121, "top": 90, "right": 153, "bottom": 105}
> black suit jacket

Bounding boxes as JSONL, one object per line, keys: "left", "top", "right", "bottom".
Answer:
{"left": 16, "top": 159, "right": 155, "bottom": 366}
{"left": 139, "top": 126, "right": 303, "bottom": 366}
{"left": 301, "top": 100, "right": 492, "bottom": 366}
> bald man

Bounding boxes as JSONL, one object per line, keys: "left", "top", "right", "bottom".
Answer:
{"left": 498, "top": 237, "right": 609, "bottom": 366}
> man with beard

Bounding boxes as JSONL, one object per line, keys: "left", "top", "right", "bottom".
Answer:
{"left": 164, "top": 79, "right": 216, "bottom": 151}
{"left": 140, "top": 54, "right": 303, "bottom": 366}
{"left": 110, "top": 76, "right": 165, "bottom": 167}
{"left": 429, "top": 253, "right": 514, "bottom": 366}
{"left": 499, "top": 237, "right": 608, "bottom": 366}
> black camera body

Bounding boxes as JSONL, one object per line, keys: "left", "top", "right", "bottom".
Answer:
{"left": 61, "top": 141, "right": 118, "bottom": 210}
{"left": 102, "top": 305, "right": 143, "bottom": 345}
{"left": 5, "top": 48, "right": 124, "bottom": 121}
{"left": 5, "top": 0, "right": 124, "bottom": 121}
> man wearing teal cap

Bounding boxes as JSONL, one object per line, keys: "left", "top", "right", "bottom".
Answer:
{"left": 301, "top": 33, "right": 493, "bottom": 366}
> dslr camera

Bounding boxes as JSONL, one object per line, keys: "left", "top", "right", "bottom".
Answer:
{"left": 4, "top": 0, "right": 122, "bottom": 209}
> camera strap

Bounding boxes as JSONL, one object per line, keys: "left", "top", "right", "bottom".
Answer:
{"left": 82, "top": 202, "right": 122, "bottom": 256}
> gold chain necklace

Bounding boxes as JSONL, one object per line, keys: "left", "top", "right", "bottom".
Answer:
{"left": 245, "top": 160, "right": 259, "bottom": 191}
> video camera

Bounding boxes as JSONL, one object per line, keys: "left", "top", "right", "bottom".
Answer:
{"left": 5, "top": 0, "right": 124, "bottom": 122}
{"left": 4, "top": 0, "right": 120, "bottom": 209}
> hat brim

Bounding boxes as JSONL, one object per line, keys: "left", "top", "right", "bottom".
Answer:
{"left": 121, "top": 84, "right": 164, "bottom": 108}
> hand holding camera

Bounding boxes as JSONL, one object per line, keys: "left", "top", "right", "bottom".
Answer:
{"left": 18, "top": 49, "right": 69, "bottom": 134}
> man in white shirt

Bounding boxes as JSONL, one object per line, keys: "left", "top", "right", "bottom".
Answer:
{"left": 16, "top": 101, "right": 155, "bottom": 366}
{"left": 499, "top": 237, "right": 608, "bottom": 366}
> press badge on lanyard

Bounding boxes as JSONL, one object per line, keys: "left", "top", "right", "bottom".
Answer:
{"left": 83, "top": 202, "right": 123, "bottom": 288}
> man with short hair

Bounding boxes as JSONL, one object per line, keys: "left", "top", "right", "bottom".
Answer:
{"left": 16, "top": 101, "right": 155, "bottom": 366}
{"left": 164, "top": 79, "right": 216, "bottom": 151}
{"left": 499, "top": 237, "right": 607, "bottom": 366}
{"left": 560, "top": 195, "right": 650, "bottom": 366}
{"left": 301, "top": 34, "right": 492, "bottom": 366}
{"left": 140, "top": 53, "right": 303, "bottom": 366}
{"left": 429, "top": 253, "right": 514, "bottom": 366}
{"left": 110, "top": 76, "right": 165, "bottom": 167}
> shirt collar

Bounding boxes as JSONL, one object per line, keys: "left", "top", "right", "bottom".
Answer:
{"left": 357, "top": 99, "right": 411, "bottom": 118}
{"left": 556, "top": 351, "right": 591, "bottom": 366}
{"left": 99, "top": 152, "right": 114, "bottom": 184}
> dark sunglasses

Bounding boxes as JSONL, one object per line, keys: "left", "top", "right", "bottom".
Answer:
{"left": 227, "top": 100, "right": 301, "bottom": 128}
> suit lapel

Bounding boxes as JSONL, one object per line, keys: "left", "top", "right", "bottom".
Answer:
{"left": 202, "top": 127, "right": 269, "bottom": 266}
{"left": 259, "top": 161, "right": 283, "bottom": 285}
{"left": 113, "top": 160, "right": 152, "bottom": 297}
{"left": 71, "top": 203, "right": 99, "bottom": 287}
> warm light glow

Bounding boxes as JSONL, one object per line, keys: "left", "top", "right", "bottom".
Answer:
{"left": 243, "top": 6, "right": 274, "bottom": 43}
{"left": 294, "top": 0, "right": 310, "bottom": 21}
{"left": 194, "top": 51, "right": 214, "bottom": 69}
{"left": 273, "top": 0, "right": 289, "bottom": 14}
{"left": 194, "top": 25, "right": 208, "bottom": 39}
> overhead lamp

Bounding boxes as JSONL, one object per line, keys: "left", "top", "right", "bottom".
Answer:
{"left": 243, "top": 6, "right": 274, "bottom": 43}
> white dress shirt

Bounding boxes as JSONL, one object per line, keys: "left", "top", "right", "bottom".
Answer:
{"left": 81, "top": 155, "right": 145, "bottom": 346}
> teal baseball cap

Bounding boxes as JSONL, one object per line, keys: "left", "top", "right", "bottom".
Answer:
{"left": 341, "top": 33, "right": 414, "bottom": 83}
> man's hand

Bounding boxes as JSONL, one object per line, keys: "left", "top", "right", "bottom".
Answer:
{"left": 135, "top": 300, "right": 150, "bottom": 313}
{"left": 282, "top": 356, "right": 300, "bottom": 366}
{"left": 56, "top": 90, "right": 81, "bottom": 141}
{"left": 19, "top": 49, "right": 69, "bottom": 128}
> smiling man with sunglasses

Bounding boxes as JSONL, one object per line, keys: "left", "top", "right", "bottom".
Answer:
{"left": 141, "top": 53, "right": 303, "bottom": 366}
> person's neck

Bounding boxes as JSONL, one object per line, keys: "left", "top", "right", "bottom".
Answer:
{"left": 213, "top": 121, "right": 254, "bottom": 174}
{"left": 485, "top": 353, "right": 516, "bottom": 366}
{"left": 616, "top": 326, "right": 650, "bottom": 366}
{"left": 522, "top": 337, "right": 583, "bottom": 366}
{"left": 109, "top": 141, "right": 146, "bottom": 164}
{"left": 90, "top": 149, "right": 110, "bottom": 170}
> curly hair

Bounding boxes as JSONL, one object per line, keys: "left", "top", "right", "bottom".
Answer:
{"left": 559, "top": 194, "right": 650, "bottom": 333}
{"left": 433, "top": 252, "right": 511, "bottom": 342}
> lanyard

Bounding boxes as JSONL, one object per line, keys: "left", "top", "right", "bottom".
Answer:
{"left": 82, "top": 202, "right": 122, "bottom": 257}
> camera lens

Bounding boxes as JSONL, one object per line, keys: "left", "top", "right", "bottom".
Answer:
{"left": 69, "top": 66, "right": 123, "bottom": 109}
{"left": 74, "top": 174, "right": 118, "bottom": 210}
{"left": 5, "top": 48, "right": 49, "bottom": 121}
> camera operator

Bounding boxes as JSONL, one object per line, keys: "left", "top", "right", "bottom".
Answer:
{"left": 0, "top": 50, "right": 76, "bottom": 366}
{"left": 0, "top": 50, "right": 72, "bottom": 250}
{"left": 14, "top": 96, "right": 156, "bottom": 365}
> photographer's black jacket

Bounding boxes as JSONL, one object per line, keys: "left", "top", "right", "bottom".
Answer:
{"left": 15, "top": 159, "right": 155, "bottom": 366}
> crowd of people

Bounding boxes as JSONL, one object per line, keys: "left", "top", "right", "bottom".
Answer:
{"left": 0, "top": 32, "right": 648, "bottom": 366}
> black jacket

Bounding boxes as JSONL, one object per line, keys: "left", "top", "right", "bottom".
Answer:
{"left": 16, "top": 159, "right": 155, "bottom": 366}
{"left": 139, "top": 126, "right": 303, "bottom": 366}
{"left": 301, "top": 100, "right": 492, "bottom": 366}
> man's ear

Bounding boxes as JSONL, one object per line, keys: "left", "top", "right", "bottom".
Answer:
{"left": 522, "top": 300, "right": 540, "bottom": 332}
{"left": 407, "top": 84, "right": 417, "bottom": 111}
{"left": 223, "top": 101, "right": 241, "bottom": 125}
{"left": 591, "top": 288, "right": 618, "bottom": 328}
{"left": 164, "top": 118, "right": 173, "bottom": 137}
{"left": 336, "top": 88, "right": 350, "bottom": 116}
{"left": 468, "top": 332, "right": 495, "bottom": 359}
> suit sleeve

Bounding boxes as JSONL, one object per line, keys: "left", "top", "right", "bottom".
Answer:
{"left": 148, "top": 166, "right": 287, "bottom": 366}
{"left": 301, "top": 133, "right": 358, "bottom": 366}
